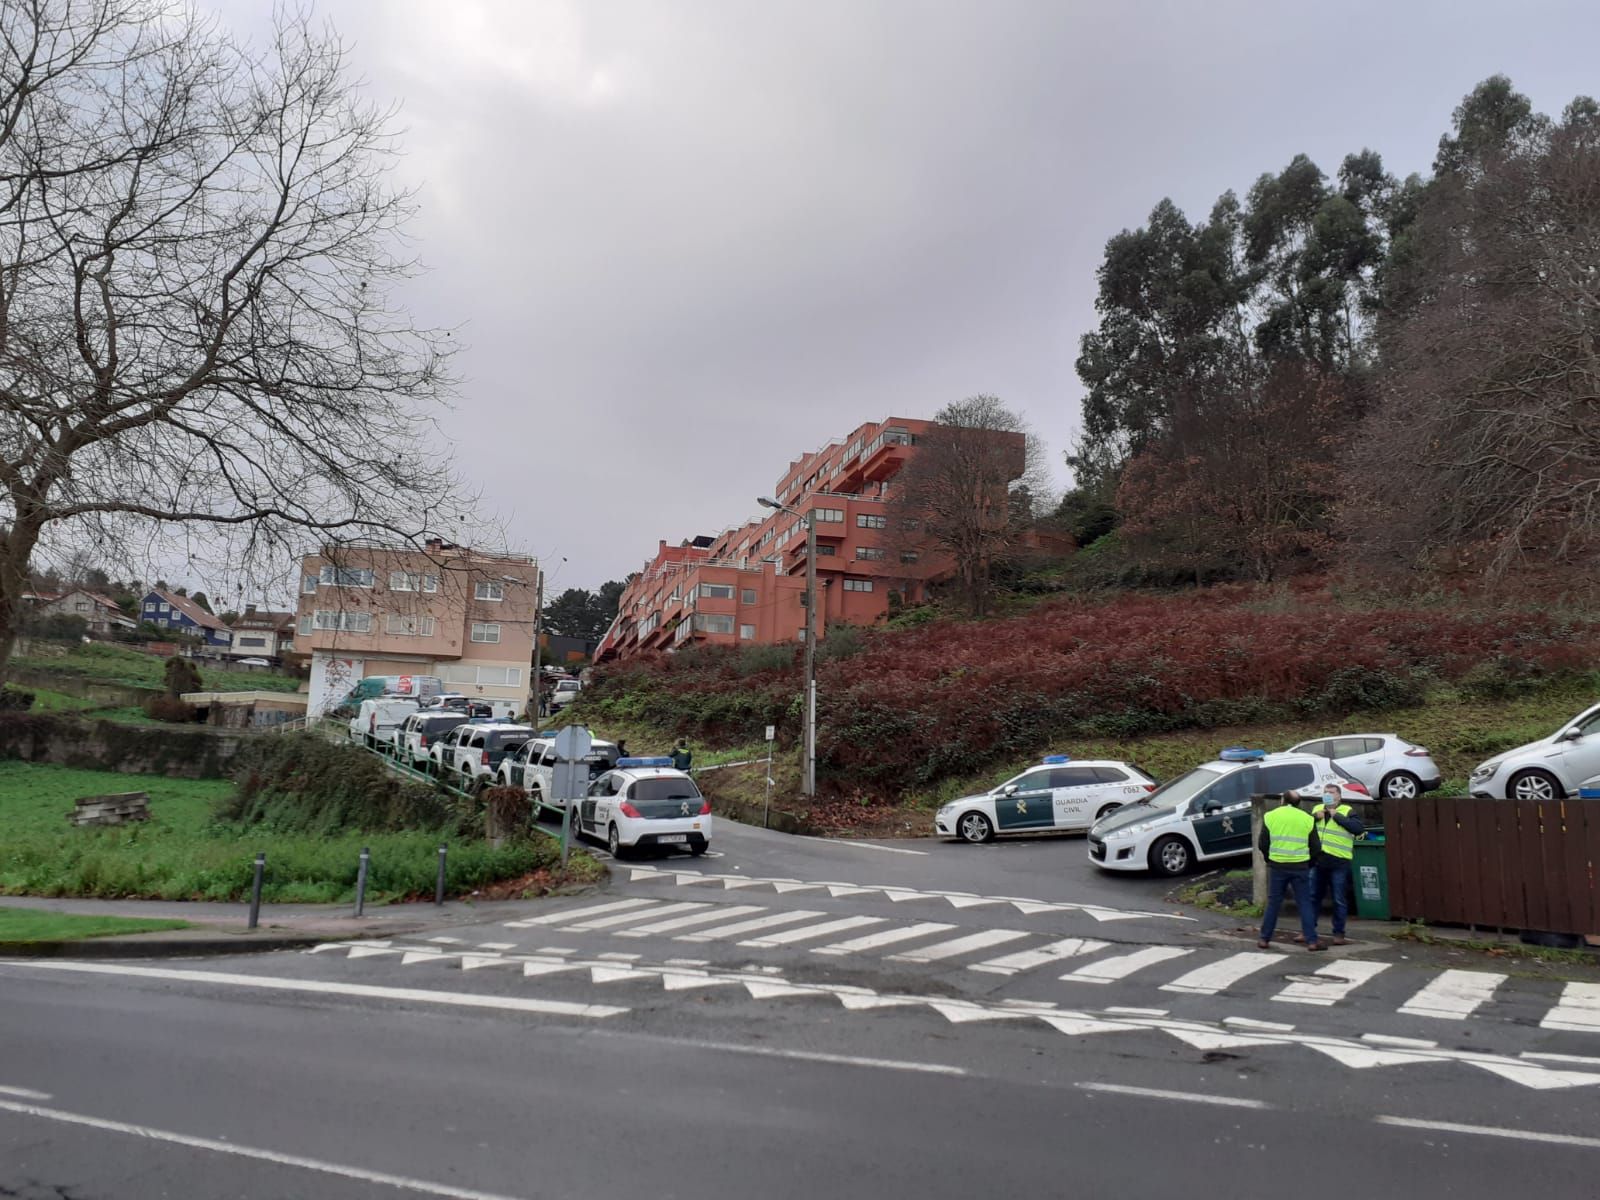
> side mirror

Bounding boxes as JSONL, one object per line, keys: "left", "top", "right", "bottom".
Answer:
{"left": 1001, "top": 783, "right": 1019, "bottom": 796}
{"left": 1559, "top": 728, "right": 1583, "bottom": 742}
{"left": 1202, "top": 800, "right": 1222, "bottom": 815}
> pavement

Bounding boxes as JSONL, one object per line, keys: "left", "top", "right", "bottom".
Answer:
{"left": 3, "top": 816, "right": 1599, "bottom": 1198}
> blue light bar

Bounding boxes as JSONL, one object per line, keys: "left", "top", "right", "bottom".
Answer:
{"left": 618, "top": 756, "right": 674, "bottom": 768}
{"left": 1219, "top": 747, "right": 1266, "bottom": 763}
{"left": 1042, "top": 754, "right": 1071, "bottom": 765}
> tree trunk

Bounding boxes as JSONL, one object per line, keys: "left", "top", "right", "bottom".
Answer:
{"left": 0, "top": 502, "right": 49, "bottom": 689}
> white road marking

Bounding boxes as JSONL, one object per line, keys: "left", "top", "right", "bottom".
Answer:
{"left": 6, "top": 961, "right": 626, "bottom": 1020}
{"left": 0, "top": 1085, "right": 51, "bottom": 1101}
{"left": 1363, "top": 1033, "right": 1438, "bottom": 1048}
{"left": 570, "top": 902, "right": 709, "bottom": 931}
{"left": 970, "top": 937, "right": 1109, "bottom": 976}
{"left": 1105, "top": 1006, "right": 1169, "bottom": 1016}
{"left": 1541, "top": 982, "right": 1600, "bottom": 1033}
{"left": 615, "top": 905, "right": 766, "bottom": 937}
{"left": 1272, "top": 960, "right": 1391, "bottom": 1006}
{"left": 508, "top": 897, "right": 658, "bottom": 927}
{"left": 1224, "top": 1016, "right": 1295, "bottom": 1032}
{"left": 426, "top": 937, "right": 463, "bottom": 945}
{"left": 1523, "top": 1051, "right": 1600, "bottom": 1067}
{"left": 677, "top": 910, "right": 827, "bottom": 942}
{"left": 1062, "top": 946, "right": 1193, "bottom": 984}
{"left": 793, "top": 836, "right": 927, "bottom": 856}
{"left": 743, "top": 915, "right": 884, "bottom": 947}
{"left": 889, "top": 928, "right": 1030, "bottom": 963}
{"left": 1161, "top": 951, "right": 1280, "bottom": 995}
{"left": 1398, "top": 970, "right": 1505, "bottom": 1019}
{"left": 595, "top": 952, "right": 640, "bottom": 961}
{"left": 681, "top": 1040, "right": 966, "bottom": 1076}
{"left": 1375, "top": 1116, "right": 1600, "bottom": 1150}
{"left": 476, "top": 942, "right": 516, "bottom": 951}
{"left": 1076, "top": 1082, "right": 1267, "bottom": 1110}
{"left": 0, "top": 1097, "right": 531, "bottom": 1200}
{"left": 812, "top": 923, "right": 958, "bottom": 956}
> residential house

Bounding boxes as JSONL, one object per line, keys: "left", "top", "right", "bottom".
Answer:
{"left": 227, "top": 606, "right": 296, "bottom": 662}
{"left": 140, "top": 588, "right": 233, "bottom": 648}
{"left": 33, "top": 590, "right": 136, "bottom": 635}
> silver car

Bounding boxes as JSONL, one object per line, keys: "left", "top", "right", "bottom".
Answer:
{"left": 1470, "top": 702, "right": 1600, "bottom": 801}
{"left": 1286, "top": 734, "right": 1442, "bottom": 802}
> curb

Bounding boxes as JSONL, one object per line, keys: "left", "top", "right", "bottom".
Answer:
{"left": 0, "top": 930, "right": 386, "bottom": 960}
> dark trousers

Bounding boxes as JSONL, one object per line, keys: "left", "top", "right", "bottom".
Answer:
{"left": 1260, "top": 866, "right": 1317, "bottom": 944}
{"left": 1311, "top": 859, "right": 1353, "bottom": 937}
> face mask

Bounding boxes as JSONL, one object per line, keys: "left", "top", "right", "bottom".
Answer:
{"left": 1323, "top": 793, "right": 1339, "bottom": 806}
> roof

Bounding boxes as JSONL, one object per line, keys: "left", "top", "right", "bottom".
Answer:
{"left": 148, "top": 588, "right": 230, "bottom": 632}
{"left": 232, "top": 610, "right": 294, "bottom": 631}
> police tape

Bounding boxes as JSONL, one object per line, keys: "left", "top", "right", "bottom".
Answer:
{"left": 690, "top": 758, "right": 767, "bottom": 775}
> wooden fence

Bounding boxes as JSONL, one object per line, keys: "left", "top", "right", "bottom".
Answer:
{"left": 1385, "top": 796, "right": 1600, "bottom": 935}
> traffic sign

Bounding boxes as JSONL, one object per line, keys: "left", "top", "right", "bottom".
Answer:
{"left": 553, "top": 724, "right": 592, "bottom": 762}
{"left": 765, "top": 725, "right": 776, "bottom": 742}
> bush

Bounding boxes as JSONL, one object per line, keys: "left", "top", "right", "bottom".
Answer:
{"left": 0, "top": 687, "right": 35, "bottom": 711}
{"left": 23, "top": 613, "right": 89, "bottom": 642}
{"left": 162, "top": 656, "right": 203, "bottom": 696}
{"left": 143, "top": 695, "right": 197, "bottom": 723}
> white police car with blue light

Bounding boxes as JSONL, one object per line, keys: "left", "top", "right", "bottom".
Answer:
{"left": 572, "top": 757, "right": 712, "bottom": 858}
{"left": 936, "top": 755, "right": 1158, "bottom": 844}
{"left": 1088, "top": 747, "right": 1372, "bottom": 876}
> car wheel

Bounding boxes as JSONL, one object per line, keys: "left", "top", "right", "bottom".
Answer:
{"left": 1095, "top": 803, "right": 1122, "bottom": 822}
{"left": 957, "top": 811, "right": 994, "bottom": 844}
{"left": 1380, "top": 771, "right": 1421, "bottom": 802}
{"left": 530, "top": 788, "right": 544, "bottom": 816}
{"left": 1508, "top": 769, "right": 1562, "bottom": 803}
{"left": 689, "top": 842, "right": 707, "bottom": 857}
{"left": 607, "top": 823, "right": 623, "bottom": 858}
{"left": 569, "top": 808, "right": 584, "bottom": 838}
{"left": 1148, "top": 835, "right": 1193, "bottom": 877}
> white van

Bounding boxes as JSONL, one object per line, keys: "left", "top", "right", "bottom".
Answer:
{"left": 350, "top": 697, "right": 420, "bottom": 749}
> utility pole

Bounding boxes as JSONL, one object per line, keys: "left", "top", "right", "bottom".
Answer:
{"left": 530, "top": 567, "right": 543, "bottom": 722}
{"left": 802, "top": 511, "right": 817, "bottom": 797}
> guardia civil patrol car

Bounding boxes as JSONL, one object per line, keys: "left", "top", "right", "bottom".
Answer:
{"left": 573, "top": 757, "right": 712, "bottom": 858}
{"left": 1088, "top": 748, "right": 1372, "bottom": 877}
{"left": 936, "top": 755, "right": 1158, "bottom": 844}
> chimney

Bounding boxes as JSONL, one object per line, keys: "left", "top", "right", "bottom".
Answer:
{"left": 245, "top": 604, "right": 257, "bottom": 616}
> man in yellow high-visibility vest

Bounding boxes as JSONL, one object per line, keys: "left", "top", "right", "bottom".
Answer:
{"left": 1256, "top": 794, "right": 1325, "bottom": 952}
{"left": 1298, "top": 784, "right": 1364, "bottom": 946}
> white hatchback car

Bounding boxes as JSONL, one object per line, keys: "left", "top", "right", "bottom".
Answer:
{"left": 1285, "top": 734, "right": 1442, "bottom": 801}
{"left": 1470, "top": 700, "right": 1600, "bottom": 801}
{"left": 1089, "top": 748, "right": 1373, "bottom": 877}
{"left": 936, "top": 755, "right": 1156, "bottom": 844}
{"left": 573, "top": 757, "right": 711, "bottom": 858}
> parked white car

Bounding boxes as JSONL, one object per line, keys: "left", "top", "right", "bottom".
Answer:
{"left": 548, "top": 679, "right": 582, "bottom": 711}
{"left": 935, "top": 755, "right": 1157, "bottom": 844}
{"left": 497, "top": 736, "right": 620, "bottom": 813}
{"left": 1285, "top": 734, "right": 1442, "bottom": 802}
{"left": 393, "top": 711, "right": 471, "bottom": 769}
{"left": 432, "top": 722, "right": 535, "bottom": 790}
{"left": 1470, "top": 701, "right": 1600, "bottom": 801}
{"left": 349, "top": 698, "right": 419, "bottom": 749}
{"left": 573, "top": 757, "right": 711, "bottom": 857}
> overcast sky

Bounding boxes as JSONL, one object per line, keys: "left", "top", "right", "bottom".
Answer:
{"left": 204, "top": 0, "right": 1600, "bottom": 596}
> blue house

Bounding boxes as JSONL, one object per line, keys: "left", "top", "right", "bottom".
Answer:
{"left": 140, "top": 588, "right": 233, "bottom": 648}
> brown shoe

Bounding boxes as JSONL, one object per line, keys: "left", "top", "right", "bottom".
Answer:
{"left": 1292, "top": 933, "right": 1306, "bottom": 944}
{"left": 1306, "top": 941, "right": 1328, "bottom": 952}
{"left": 1332, "top": 936, "right": 1349, "bottom": 946}
{"left": 1256, "top": 940, "right": 1271, "bottom": 949}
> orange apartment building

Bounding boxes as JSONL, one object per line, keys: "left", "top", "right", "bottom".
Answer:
{"left": 297, "top": 540, "right": 540, "bottom": 716}
{"left": 596, "top": 416, "right": 1025, "bottom": 661}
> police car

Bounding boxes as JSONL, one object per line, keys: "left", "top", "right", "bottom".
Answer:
{"left": 573, "top": 757, "right": 712, "bottom": 858}
{"left": 935, "top": 755, "right": 1158, "bottom": 844}
{"left": 1088, "top": 747, "right": 1372, "bottom": 877}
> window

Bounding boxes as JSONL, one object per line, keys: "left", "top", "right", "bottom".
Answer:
{"left": 476, "top": 666, "right": 521, "bottom": 687}
{"left": 144, "top": 602, "right": 156, "bottom": 612}
{"left": 474, "top": 581, "right": 504, "bottom": 602}
{"left": 900, "top": 550, "right": 920, "bottom": 564}
{"left": 301, "top": 575, "right": 318, "bottom": 594}
{"left": 740, "top": 588, "right": 758, "bottom": 605}
{"left": 389, "top": 571, "right": 438, "bottom": 592}
{"left": 739, "top": 624, "right": 756, "bottom": 640}
{"left": 699, "top": 583, "right": 734, "bottom": 599}
{"left": 842, "top": 579, "right": 874, "bottom": 592}
{"left": 236, "top": 636, "right": 268, "bottom": 648}
{"left": 812, "top": 507, "right": 844, "bottom": 523}
{"left": 856, "top": 514, "right": 887, "bottom": 529}
{"left": 1327, "top": 738, "right": 1370, "bottom": 760}
{"left": 856, "top": 547, "right": 885, "bottom": 561}
{"left": 470, "top": 622, "right": 501, "bottom": 643}
{"left": 298, "top": 614, "right": 312, "bottom": 636}
{"left": 1050, "top": 767, "right": 1101, "bottom": 788}
{"left": 901, "top": 518, "right": 921, "bottom": 531}
{"left": 1092, "top": 767, "right": 1130, "bottom": 784}
{"left": 158, "top": 602, "right": 170, "bottom": 613}
{"left": 1257, "top": 763, "right": 1316, "bottom": 794}
{"left": 386, "top": 614, "right": 436, "bottom": 637}
{"left": 74, "top": 601, "right": 90, "bottom": 612}
{"left": 691, "top": 613, "right": 734, "bottom": 635}
{"left": 313, "top": 610, "right": 372, "bottom": 632}
{"left": 319, "top": 566, "right": 374, "bottom": 588}
{"left": 815, "top": 544, "right": 836, "bottom": 557}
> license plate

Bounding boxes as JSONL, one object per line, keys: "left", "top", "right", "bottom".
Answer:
{"left": 657, "top": 834, "right": 688, "bottom": 844}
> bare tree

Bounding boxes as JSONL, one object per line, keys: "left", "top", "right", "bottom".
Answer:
{"left": 886, "top": 396, "right": 1048, "bottom": 616}
{"left": 0, "top": 1, "right": 467, "bottom": 682}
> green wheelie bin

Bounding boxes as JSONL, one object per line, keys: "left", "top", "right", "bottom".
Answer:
{"left": 1351, "top": 833, "right": 1390, "bottom": 921}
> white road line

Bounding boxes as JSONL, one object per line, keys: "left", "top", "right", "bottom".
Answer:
{"left": 1522, "top": 1051, "right": 1600, "bottom": 1067}
{"left": 4, "top": 961, "right": 627, "bottom": 1020}
{"left": 570, "top": 902, "right": 709, "bottom": 931}
{"left": 0, "top": 1097, "right": 530, "bottom": 1200}
{"left": 743, "top": 915, "right": 884, "bottom": 947}
{"left": 1224, "top": 1016, "right": 1295, "bottom": 1032}
{"left": 793, "top": 836, "right": 928, "bottom": 856}
{"left": 1076, "top": 1082, "right": 1267, "bottom": 1110}
{"left": 812, "top": 923, "right": 958, "bottom": 956}
{"left": 0, "top": 1085, "right": 51, "bottom": 1101}
{"left": 682, "top": 1040, "right": 965, "bottom": 1076}
{"left": 889, "top": 928, "right": 1030, "bottom": 963}
{"left": 1541, "top": 982, "right": 1600, "bottom": 1033}
{"left": 476, "top": 943, "right": 516, "bottom": 951}
{"left": 1398, "top": 970, "right": 1505, "bottom": 1020}
{"left": 510, "top": 897, "right": 659, "bottom": 926}
{"left": 1062, "top": 946, "right": 1193, "bottom": 984}
{"left": 1271, "top": 960, "right": 1391, "bottom": 1007}
{"left": 676, "top": 910, "right": 827, "bottom": 942}
{"left": 1161, "top": 952, "right": 1280, "bottom": 996}
{"left": 617, "top": 905, "right": 766, "bottom": 937}
{"left": 1375, "top": 1116, "right": 1600, "bottom": 1151}
{"left": 969, "top": 937, "right": 1109, "bottom": 976}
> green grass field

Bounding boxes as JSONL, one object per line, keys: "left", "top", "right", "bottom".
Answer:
{"left": 0, "top": 905, "right": 189, "bottom": 943}
{"left": 14, "top": 642, "right": 302, "bottom": 694}
{"left": 0, "top": 762, "right": 594, "bottom": 903}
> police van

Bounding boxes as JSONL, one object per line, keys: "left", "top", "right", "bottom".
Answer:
{"left": 1088, "top": 748, "right": 1372, "bottom": 877}
{"left": 574, "top": 757, "right": 712, "bottom": 858}
{"left": 936, "top": 755, "right": 1158, "bottom": 844}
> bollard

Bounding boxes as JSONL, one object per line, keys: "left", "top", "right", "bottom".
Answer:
{"left": 247, "top": 852, "right": 265, "bottom": 930}
{"left": 435, "top": 843, "right": 448, "bottom": 906}
{"left": 354, "top": 845, "right": 370, "bottom": 918}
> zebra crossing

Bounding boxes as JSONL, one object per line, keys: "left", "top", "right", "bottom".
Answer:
{"left": 489, "top": 895, "right": 1597, "bottom": 1029}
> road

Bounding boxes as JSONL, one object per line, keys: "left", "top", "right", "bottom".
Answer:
{"left": 3, "top": 818, "right": 1599, "bottom": 1199}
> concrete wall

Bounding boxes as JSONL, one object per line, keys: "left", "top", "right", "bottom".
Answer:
{"left": 0, "top": 714, "right": 244, "bottom": 779}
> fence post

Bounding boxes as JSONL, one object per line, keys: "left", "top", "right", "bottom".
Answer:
{"left": 247, "top": 852, "right": 265, "bottom": 930}
{"left": 435, "top": 844, "right": 448, "bottom": 906}
{"left": 1250, "top": 796, "right": 1268, "bottom": 908}
{"left": 354, "top": 845, "right": 370, "bottom": 918}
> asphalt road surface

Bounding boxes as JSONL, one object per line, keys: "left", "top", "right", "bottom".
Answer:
{"left": 3, "top": 819, "right": 1598, "bottom": 1199}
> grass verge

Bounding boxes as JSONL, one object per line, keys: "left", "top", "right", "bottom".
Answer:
{"left": 0, "top": 905, "right": 190, "bottom": 943}
{"left": 15, "top": 642, "right": 301, "bottom": 693}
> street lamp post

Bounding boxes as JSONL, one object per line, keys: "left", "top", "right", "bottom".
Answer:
{"left": 759, "top": 496, "right": 816, "bottom": 796}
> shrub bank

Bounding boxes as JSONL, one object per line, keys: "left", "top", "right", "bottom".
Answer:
{"left": 0, "top": 712, "right": 241, "bottom": 779}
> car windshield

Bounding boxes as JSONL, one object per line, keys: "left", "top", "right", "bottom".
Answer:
{"left": 1142, "top": 767, "right": 1223, "bottom": 810}
{"left": 485, "top": 732, "right": 530, "bottom": 751}
{"left": 631, "top": 777, "right": 703, "bottom": 802}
